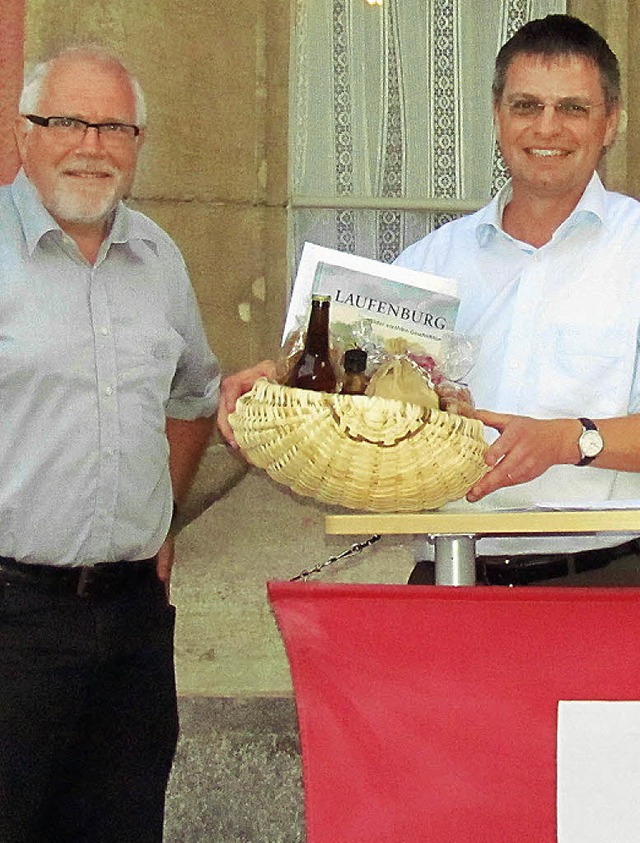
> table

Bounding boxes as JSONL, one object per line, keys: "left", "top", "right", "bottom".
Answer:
{"left": 325, "top": 508, "right": 640, "bottom": 585}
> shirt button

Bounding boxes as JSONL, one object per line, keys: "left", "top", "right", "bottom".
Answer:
{"left": 105, "top": 386, "right": 114, "bottom": 396}
{"left": 100, "top": 327, "right": 109, "bottom": 336}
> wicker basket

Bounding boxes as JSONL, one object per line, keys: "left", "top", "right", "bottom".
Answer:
{"left": 228, "top": 378, "right": 489, "bottom": 512}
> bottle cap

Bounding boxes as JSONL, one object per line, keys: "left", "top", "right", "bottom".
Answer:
{"left": 311, "top": 294, "right": 331, "bottom": 303}
{"left": 343, "top": 348, "right": 367, "bottom": 373}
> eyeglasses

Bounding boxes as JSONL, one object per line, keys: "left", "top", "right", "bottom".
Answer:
{"left": 24, "top": 114, "right": 140, "bottom": 140}
{"left": 505, "top": 98, "right": 606, "bottom": 121}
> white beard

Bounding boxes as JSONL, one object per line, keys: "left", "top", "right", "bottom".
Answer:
{"left": 47, "top": 158, "right": 132, "bottom": 225}
{"left": 49, "top": 182, "right": 122, "bottom": 225}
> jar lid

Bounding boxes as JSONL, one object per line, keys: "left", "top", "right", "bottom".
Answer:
{"left": 343, "top": 348, "right": 367, "bottom": 372}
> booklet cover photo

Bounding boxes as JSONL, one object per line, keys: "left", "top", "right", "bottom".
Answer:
{"left": 284, "top": 242, "right": 460, "bottom": 357}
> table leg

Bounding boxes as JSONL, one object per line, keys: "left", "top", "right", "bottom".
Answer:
{"left": 432, "top": 535, "right": 477, "bottom": 586}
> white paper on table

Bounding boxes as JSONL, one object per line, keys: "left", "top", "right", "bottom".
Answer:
{"left": 537, "top": 499, "right": 640, "bottom": 511}
{"left": 557, "top": 701, "right": 640, "bottom": 842}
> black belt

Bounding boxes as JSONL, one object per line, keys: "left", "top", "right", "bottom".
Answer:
{"left": 0, "top": 556, "right": 158, "bottom": 598}
{"left": 478, "top": 540, "right": 640, "bottom": 586}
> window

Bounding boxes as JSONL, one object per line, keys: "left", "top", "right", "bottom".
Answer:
{"left": 289, "top": 0, "right": 565, "bottom": 267}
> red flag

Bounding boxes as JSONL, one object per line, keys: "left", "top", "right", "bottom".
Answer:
{"left": 268, "top": 581, "right": 640, "bottom": 842}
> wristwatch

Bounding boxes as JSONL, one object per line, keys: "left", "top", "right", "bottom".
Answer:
{"left": 576, "top": 417, "right": 603, "bottom": 466}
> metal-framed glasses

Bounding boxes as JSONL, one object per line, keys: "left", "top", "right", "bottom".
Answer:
{"left": 505, "top": 97, "right": 606, "bottom": 122}
{"left": 24, "top": 114, "right": 140, "bottom": 140}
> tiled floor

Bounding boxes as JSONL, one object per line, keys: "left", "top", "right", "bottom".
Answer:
{"left": 165, "top": 697, "right": 303, "bottom": 843}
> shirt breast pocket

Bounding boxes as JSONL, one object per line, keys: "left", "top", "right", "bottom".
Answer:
{"left": 119, "top": 328, "right": 187, "bottom": 430}
{"left": 536, "top": 326, "right": 629, "bottom": 417}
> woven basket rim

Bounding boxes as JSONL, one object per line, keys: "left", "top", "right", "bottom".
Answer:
{"left": 240, "top": 377, "right": 481, "bottom": 420}
{"left": 228, "top": 378, "right": 488, "bottom": 512}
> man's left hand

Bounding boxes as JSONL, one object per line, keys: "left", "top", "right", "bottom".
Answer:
{"left": 466, "top": 410, "right": 580, "bottom": 502}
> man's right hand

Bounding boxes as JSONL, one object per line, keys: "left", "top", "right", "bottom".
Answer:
{"left": 216, "top": 360, "right": 277, "bottom": 447}
{"left": 466, "top": 410, "right": 581, "bottom": 502}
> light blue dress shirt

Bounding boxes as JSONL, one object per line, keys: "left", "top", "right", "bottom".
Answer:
{"left": 0, "top": 170, "right": 220, "bottom": 566}
{"left": 395, "top": 173, "right": 640, "bottom": 554}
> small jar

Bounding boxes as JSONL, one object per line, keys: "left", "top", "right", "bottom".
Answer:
{"left": 340, "top": 348, "right": 369, "bottom": 395}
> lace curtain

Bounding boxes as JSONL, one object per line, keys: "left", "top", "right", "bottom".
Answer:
{"left": 290, "top": 0, "right": 565, "bottom": 268}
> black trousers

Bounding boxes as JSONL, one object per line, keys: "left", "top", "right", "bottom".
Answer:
{"left": 0, "top": 571, "right": 179, "bottom": 843}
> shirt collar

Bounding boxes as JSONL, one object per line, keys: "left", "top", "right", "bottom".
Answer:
{"left": 11, "top": 168, "right": 158, "bottom": 257}
{"left": 474, "top": 171, "right": 606, "bottom": 248}
{"left": 107, "top": 202, "right": 159, "bottom": 255}
{"left": 564, "top": 170, "right": 607, "bottom": 228}
{"left": 475, "top": 184, "right": 510, "bottom": 247}
{"left": 11, "top": 168, "right": 60, "bottom": 254}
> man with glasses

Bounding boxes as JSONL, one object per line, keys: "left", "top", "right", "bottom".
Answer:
{"left": 395, "top": 14, "right": 640, "bottom": 585}
{"left": 219, "top": 14, "right": 640, "bottom": 587}
{"left": 0, "top": 46, "right": 219, "bottom": 841}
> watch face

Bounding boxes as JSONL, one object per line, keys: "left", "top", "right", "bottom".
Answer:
{"left": 580, "top": 429, "right": 603, "bottom": 458}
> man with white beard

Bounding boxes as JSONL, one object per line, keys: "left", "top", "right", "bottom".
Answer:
{"left": 0, "top": 47, "right": 220, "bottom": 841}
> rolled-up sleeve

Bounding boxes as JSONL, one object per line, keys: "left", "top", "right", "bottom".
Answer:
{"left": 165, "top": 275, "right": 221, "bottom": 420}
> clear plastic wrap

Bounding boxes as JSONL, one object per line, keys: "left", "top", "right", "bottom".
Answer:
{"left": 277, "top": 314, "right": 480, "bottom": 417}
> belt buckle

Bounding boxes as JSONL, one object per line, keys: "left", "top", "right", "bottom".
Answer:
{"left": 76, "top": 567, "right": 92, "bottom": 597}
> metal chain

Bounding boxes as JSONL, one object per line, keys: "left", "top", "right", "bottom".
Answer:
{"left": 290, "top": 535, "right": 382, "bottom": 582}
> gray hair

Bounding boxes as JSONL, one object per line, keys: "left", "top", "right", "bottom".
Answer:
{"left": 19, "top": 46, "right": 147, "bottom": 127}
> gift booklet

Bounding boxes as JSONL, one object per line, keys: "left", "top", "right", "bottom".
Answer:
{"left": 283, "top": 242, "right": 460, "bottom": 357}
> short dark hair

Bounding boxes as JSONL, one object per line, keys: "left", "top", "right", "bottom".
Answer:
{"left": 492, "top": 14, "right": 620, "bottom": 112}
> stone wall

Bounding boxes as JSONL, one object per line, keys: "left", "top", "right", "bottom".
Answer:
{"left": 569, "top": 0, "right": 640, "bottom": 198}
{"left": 0, "top": 0, "right": 23, "bottom": 182}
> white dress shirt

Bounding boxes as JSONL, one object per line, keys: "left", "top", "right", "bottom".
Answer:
{"left": 395, "top": 172, "right": 640, "bottom": 554}
{"left": 0, "top": 170, "right": 220, "bottom": 566}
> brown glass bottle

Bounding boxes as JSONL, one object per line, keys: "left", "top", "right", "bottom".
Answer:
{"left": 340, "top": 348, "right": 368, "bottom": 395}
{"left": 285, "top": 295, "right": 337, "bottom": 392}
